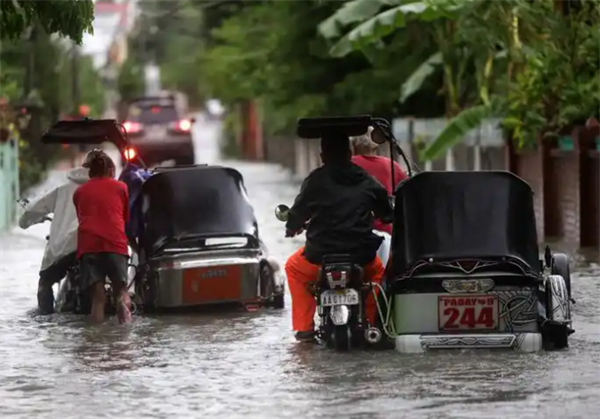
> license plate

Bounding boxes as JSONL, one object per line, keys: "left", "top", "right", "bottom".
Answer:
{"left": 320, "top": 289, "right": 359, "bottom": 307}
{"left": 438, "top": 295, "right": 498, "bottom": 331}
{"left": 181, "top": 265, "right": 242, "bottom": 304}
{"left": 146, "top": 126, "right": 166, "bottom": 140}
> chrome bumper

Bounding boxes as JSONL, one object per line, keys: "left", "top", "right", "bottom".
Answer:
{"left": 395, "top": 333, "right": 543, "bottom": 353}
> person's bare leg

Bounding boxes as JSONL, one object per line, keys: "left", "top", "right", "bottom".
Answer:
{"left": 90, "top": 282, "right": 106, "bottom": 323}
{"left": 112, "top": 280, "right": 131, "bottom": 324}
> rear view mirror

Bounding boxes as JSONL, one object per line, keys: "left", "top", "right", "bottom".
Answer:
{"left": 371, "top": 125, "right": 387, "bottom": 145}
{"left": 274, "top": 204, "right": 290, "bottom": 222}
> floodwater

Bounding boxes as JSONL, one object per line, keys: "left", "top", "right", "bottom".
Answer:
{"left": 1, "top": 117, "right": 598, "bottom": 419}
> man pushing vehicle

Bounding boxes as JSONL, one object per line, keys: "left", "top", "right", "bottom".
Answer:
{"left": 19, "top": 150, "right": 103, "bottom": 314}
{"left": 284, "top": 132, "right": 394, "bottom": 342}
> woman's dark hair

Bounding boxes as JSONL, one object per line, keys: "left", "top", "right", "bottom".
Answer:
{"left": 87, "top": 151, "right": 116, "bottom": 178}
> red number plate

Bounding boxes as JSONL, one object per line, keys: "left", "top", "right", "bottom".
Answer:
{"left": 438, "top": 295, "right": 499, "bottom": 331}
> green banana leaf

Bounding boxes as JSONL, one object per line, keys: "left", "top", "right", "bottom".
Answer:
{"left": 399, "top": 52, "right": 443, "bottom": 103}
{"left": 420, "top": 101, "right": 503, "bottom": 161}
{"left": 318, "top": 0, "right": 403, "bottom": 39}
{"left": 328, "top": 0, "right": 474, "bottom": 57}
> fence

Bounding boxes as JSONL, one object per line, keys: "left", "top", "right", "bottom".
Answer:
{"left": 261, "top": 117, "right": 599, "bottom": 251}
{"left": 263, "top": 117, "right": 507, "bottom": 179}
{"left": 0, "top": 137, "right": 20, "bottom": 232}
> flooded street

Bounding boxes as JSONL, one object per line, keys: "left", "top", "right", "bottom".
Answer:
{"left": 1, "top": 117, "right": 599, "bottom": 419}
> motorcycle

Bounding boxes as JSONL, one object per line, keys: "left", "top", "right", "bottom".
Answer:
{"left": 17, "top": 198, "right": 126, "bottom": 315}
{"left": 275, "top": 204, "right": 383, "bottom": 351}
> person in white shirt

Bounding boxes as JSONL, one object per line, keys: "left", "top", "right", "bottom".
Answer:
{"left": 18, "top": 150, "right": 102, "bottom": 313}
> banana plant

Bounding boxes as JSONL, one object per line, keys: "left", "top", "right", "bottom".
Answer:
{"left": 320, "top": 0, "right": 473, "bottom": 57}
{"left": 318, "top": 0, "right": 406, "bottom": 39}
{"left": 320, "top": 0, "right": 524, "bottom": 161}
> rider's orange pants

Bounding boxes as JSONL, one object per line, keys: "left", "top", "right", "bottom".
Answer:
{"left": 285, "top": 247, "right": 384, "bottom": 332}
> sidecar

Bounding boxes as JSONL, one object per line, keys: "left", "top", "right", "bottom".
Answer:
{"left": 132, "top": 164, "right": 285, "bottom": 311}
{"left": 387, "top": 171, "right": 573, "bottom": 353}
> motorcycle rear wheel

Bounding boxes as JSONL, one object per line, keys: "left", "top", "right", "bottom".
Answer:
{"left": 331, "top": 325, "right": 352, "bottom": 351}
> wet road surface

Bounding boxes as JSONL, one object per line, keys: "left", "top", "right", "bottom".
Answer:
{"left": 1, "top": 117, "right": 599, "bottom": 419}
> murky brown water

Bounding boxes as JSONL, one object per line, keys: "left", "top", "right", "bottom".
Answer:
{"left": 1, "top": 118, "right": 598, "bottom": 419}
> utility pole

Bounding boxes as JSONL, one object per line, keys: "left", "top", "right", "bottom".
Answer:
{"left": 71, "top": 45, "right": 80, "bottom": 117}
{"left": 71, "top": 44, "right": 82, "bottom": 167}
{"left": 22, "top": 26, "right": 36, "bottom": 102}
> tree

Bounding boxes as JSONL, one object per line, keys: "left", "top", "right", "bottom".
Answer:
{"left": 1, "top": 28, "right": 106, "bottom": 190}
{"left": 0, "top": 0, "right": 94, "bottom": 44}
{"left": 200, "top": 0, "right": 444, "bottom": 135}
{"left": 321, "top": 0, "right": 600, "bottom": 160}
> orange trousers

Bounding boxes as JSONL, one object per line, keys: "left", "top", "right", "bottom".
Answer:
{"left": 285, "top": 247, "right": 384, "bottom": 332}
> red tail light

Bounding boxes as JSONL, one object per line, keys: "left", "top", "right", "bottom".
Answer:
{"left": 123, "top": 121, "right": 143, "bottom": 134}
{"left": 169, "top": 119, "right": 192, "bottom": 133}
{"left": 124, "top": 147, "right": 137, "bottom": 161}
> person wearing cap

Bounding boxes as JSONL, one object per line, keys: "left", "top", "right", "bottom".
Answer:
{"left": 18, "top": 150, "right": 102, "bottom": 314}
{"left": 350, "top": 127, "right": 409, "bottom": 266}
{"left": 284, "top": 134, "right": 394, "bottom": 342}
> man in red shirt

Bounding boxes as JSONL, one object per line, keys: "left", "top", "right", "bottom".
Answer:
{"left": 73, "top": 150, "right": 132, "bottom": 324}
{"left": 350, "top": 127, "right": 408, "bottom": 266}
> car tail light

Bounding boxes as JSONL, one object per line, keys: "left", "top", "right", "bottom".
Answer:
{"left": 124, "top": 147, "right": 137, "bottom": 161}
{"left": 178, "top": 119, "right": 192, "bottom": 131}
{"left": 326, "top": 270, "right": 348, "bottom": 289}
{"left": 123, "top": 121, "right": 143, "bottom": 134}
{"left": 169, "top": 119, "right": 192, "bottom": 133}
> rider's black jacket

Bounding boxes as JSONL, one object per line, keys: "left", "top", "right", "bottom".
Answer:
{"left": 286, "top": 161, "right": 394, "bottom": 266}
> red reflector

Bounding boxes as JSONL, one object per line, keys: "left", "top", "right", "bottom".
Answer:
{"left": 151, "top": 107, "right": 161, "bottom": 113}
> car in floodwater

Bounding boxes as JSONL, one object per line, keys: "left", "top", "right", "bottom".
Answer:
{"left": 121, "top": 94, "right": 196, "bottom": 166}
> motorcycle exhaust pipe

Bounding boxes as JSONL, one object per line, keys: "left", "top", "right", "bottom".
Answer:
{"left": 365, "top": 327, "right": 382, "bottom": 344}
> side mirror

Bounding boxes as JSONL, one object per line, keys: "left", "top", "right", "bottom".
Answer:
{"left": 274, "top": 204, "right": 290, "bottom": 222}
{"left": 371, "top": 125, "right": 387, "bottom": 145}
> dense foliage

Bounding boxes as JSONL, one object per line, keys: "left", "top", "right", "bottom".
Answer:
{"left": 125, "top": 0, "right": 600, "bottom": 157}
{"left": 127, "top": 0, "right": 445, "bottom": 135}
{"left": 0, "top": 0, "right": 94, "bottom": 43}
{"left": 321, "top": 0, "right": 600, "bottom": 157}
{"left": 0, "top": 1, "right": 104, "bottom": 191}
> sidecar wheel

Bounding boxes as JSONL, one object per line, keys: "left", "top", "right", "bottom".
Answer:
{"left": 551, "top": 253, "right": 571, "bottom": 298}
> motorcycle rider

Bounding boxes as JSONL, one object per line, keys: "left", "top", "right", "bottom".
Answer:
{"left": 18, "top": 149, "right": 104, "bottom": 314}
{"left": 350, "top": 126, "right": 408, "bottom": 266}
{"left": 284, "top": 133, "right": 394, "bottom": 342}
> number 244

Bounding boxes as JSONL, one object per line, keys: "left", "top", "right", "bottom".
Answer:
{"left": 443, "top": 307, "right": 495, "bottom": 328}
